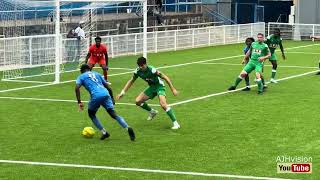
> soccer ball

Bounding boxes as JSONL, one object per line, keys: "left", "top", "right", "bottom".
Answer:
{"left": 82, "top": 127, "right": 95, "bottom": 138}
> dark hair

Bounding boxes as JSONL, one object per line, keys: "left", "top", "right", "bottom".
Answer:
{"left": 245, "top": 37, "right": 255, "bottom": 43}
{"left": 95, "top": 36, "right": 102, "bottom": 41}
{"left": 80, "top": 64, "right": 90, "bottom": 73}
{"left": 137, "top": 57, "right": 147, "bottom": 66}
{"left": 257, "top": 33, "right": 264, "bottom": 37}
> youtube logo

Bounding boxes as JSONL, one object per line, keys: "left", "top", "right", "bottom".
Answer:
{"left": 277, "top": 163, "right": 312, "bottom": 173}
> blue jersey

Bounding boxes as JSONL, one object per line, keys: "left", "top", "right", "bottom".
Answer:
{"left": 243, "top": 46, "right": 250, "bottom": 55}
{"left": 76, "top": 71, "right": 109, "bottom": 99}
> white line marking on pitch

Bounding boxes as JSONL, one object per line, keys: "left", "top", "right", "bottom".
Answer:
{"left": 0, "top": 96, "right": 160, "bottom": 107}
{"left": 4, "top": 67, "right": 135, "bottom": 80}
{"left": 169, "top": 70, "right": 319, "bottom": 106}
{"left": 0, "top": 71, "right": 134, "bottom": 93}
{"left": 0, "top": 160, "right": 298, "bottom": 180}
{"left": 1, "top": 70, "right": 318, "bottom": 108}
{"left": 200, "top": 62, "right": 318, "bottom": 69}
{"left": 1, "top": 79, "right": 51, "bottom": 84}
{"left": 286, "top": 51, "right": 320, "bottom": 55}
{"left": 1, "top": 43, "right": 319, "bottom": 93}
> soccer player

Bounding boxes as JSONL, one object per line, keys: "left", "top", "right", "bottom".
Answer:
{"left": 116, "top": 57, "right": 181, "bottom": 129}
{"left": 75, "top": 64, "right": 135, "bottom": 141}
{"left": 265, "top": 28, "right": 286, "bottom": 83}
{"left": 242, "top": 37, "right": 267, "bottom": 91}
{"left": 242, "top": 37, "right": 255, "bottom": 91}
{"left": 228, "top": 33, "right": 271, "bottom": 95}
{"left": 85, "top": 36, "right": 109, "bottom": 81}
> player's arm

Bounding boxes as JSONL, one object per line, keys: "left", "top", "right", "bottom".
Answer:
{"left": 75, "top": 84, "right": 84, "bottom": 111}
{"left": 104, "top": 83, "right": 115, "bottom": 104}
{"left": 104, "top": 46, "right": 109, "bottom": 68}
{"left": 85, "top": 52, "right": 91, "bottom": 63}
{"left": 279, "top": 40, "right": 286, "bottom": 60}
{"left": 258, "top": 47, "right": 271, "bottom": 62}
{"left": 158, "top": 71, "right": 178, "bottom": 96}
{"left": 242, "top": 47, "right": 251, "bottom": 64}
{"left": 85, "top": 46, "right": 92, "bottom": 63}
{"left": 117, "top": 76, "right": 138, "bottom": 100}
{"left": 105, "top": 53, "right": 109, "bottom": 67}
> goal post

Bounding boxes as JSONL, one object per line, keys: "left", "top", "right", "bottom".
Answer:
{"left": 0, "top": 0, "right": 148, "bottom": 84}
{"left": 54, "top": 0, "right": 148, "bottom": 83}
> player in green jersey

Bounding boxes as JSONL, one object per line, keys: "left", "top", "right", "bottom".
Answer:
{"left": 116, "top": 57, "right": 181, "bottom": 129}
{"left": 265, "top": 29, "right": 286, "bottom": 83}
{"left": 228, "top": 33, "right": 271, "bottom": 94}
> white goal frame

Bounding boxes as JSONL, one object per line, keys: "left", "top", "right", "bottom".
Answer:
{"left": 54, "top": 0, "right": 148, "bottom": 83}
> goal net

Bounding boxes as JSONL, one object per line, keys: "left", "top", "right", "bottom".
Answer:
{"left": 0, "top": 0, "right": 147, "bottom": 83}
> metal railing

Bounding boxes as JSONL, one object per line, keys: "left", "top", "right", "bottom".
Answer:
{"left": 268, "top": 22, "right": 320, "bottom": 41}
{"left": 0, "top": 22, "right": 266, "bottom": 72}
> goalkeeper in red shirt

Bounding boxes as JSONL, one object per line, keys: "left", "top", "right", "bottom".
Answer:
{"left": 85, "top": 36, "right": 109, "bottom": 81}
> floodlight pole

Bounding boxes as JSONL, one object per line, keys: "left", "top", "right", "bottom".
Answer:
{"left": 54, "top": 0, "right": 61, "bottom": 83}
{"left": 143, "top": 0, "right": 147, "bottom": 58}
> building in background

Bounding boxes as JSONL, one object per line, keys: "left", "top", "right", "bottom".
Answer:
{"left": 293, "top": 0, "right": 320, "bottom": 24}
{"left": 231, "top": 0, "right": 293, "bottom": 24}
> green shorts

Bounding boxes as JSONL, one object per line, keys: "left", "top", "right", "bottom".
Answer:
{"left": 269, "top": 53, "right": 277, "bottom": 61}
{"left": 243, "top": 60, "right": 263, "bottom": 74}
{"left": 143, "top": 85, "right": 166, "bottom": 99}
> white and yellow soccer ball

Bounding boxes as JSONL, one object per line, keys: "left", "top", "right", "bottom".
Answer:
{"left": 82, "top": 127, "right": 95, "bottom": 138}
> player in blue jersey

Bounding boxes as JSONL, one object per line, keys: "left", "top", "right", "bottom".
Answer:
{"left": 75, "top": 64, "right": 135, "bottom": 141}
{"left": 242, "top": 37, "right": 255, "bottom": 91}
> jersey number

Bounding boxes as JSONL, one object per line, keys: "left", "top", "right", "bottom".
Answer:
{"left": 88, "top": 73, "right": 99, "bottom": 83}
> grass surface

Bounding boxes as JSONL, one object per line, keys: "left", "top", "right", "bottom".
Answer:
{"left": 0, "top": 41, "right": 318, "bottom": 180}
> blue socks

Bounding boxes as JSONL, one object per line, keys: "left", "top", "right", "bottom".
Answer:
{"left": 90, "top": 116, "right": 104, "bottom": 131}
{"left": 115, "top": 116, "right": 129, "bottom": 128}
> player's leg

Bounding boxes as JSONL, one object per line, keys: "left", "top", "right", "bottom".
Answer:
{"left": 103, "top": 98, "right": 135, "bottom": 141}
{"left": 243, "top": 74, "right": 250, "bottom": 91}
{"left": 255, "top": 63, "right": 264, "bottom": 94}
{"left": 228, "top": 62, "right": 253, "bottom": 91}
{"left": 136, "top": 88, "right": 158, "bottom": 120}
{"left": 100, "top": 60, "right": 108, "bottom": 81}
{"left": 87, "top": 59, "right": 96, "bottom": 70}
{"left": 102, "top": 96, "right": 135, "bottom": 141}
{"left": 88, "top": 99, "right": 110, "bottom": 140}
{"left": 269, "top": 54, "right": 278, "bottom": 83}
{"left": 260, "top": 64, "right": 267, "bottom": 89}
{"left": 158, "top": 94, "right": 180, "bottom": 129}
{"left": 107, "top": 109, "right": 135, "bottom": 141}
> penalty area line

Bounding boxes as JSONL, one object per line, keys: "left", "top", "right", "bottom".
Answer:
{"left": 0, "top": 96, "right": 160, "bottom": 107}
{"left": 199, "top": 62, "right": 318, "bottom": 69}
{"left": 0, "top": 160, "right": 298, "bottom": 180}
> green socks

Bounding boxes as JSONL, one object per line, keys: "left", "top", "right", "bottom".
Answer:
{"left": 140, "top": 103, "right": 152, "bottom": 111}
{"left": 140, "top": 103, "right": 177, "bottom": 123}
{"left": 166, "top": 107, "right": 177, "bottom": 122}
{"left": 257, "top": 79, "right": 263, "bottom": 92}
{"left": 271, "top": 69, "right": 277, "bottom": 79}
{"left": 234, "top": 76, "right": 243, "bottom": 87}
